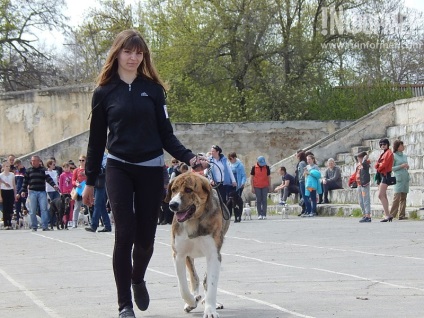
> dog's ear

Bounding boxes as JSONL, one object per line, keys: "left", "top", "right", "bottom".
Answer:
{"left": 164, "top": 179, "right": 174, "bottom": 203}
{"left": 199, "top": 174, "right": 212, "bottom": 197}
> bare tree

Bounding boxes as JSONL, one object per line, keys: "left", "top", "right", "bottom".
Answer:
{"left": 0, "top": 0, "right": 68, "bottom": 91}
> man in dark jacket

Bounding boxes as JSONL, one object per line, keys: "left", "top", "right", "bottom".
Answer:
{"left": 21, "top": 155, "right": 60, "bottom": 231}
{"left": 274, "top": 166, "right": 299, "bottom": 205}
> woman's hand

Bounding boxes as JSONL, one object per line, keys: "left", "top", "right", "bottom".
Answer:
{"left": 82, "top": 185, "right": 95, "bottom": 206}
{"left": 190, "top": 155, "right": 209, "bottom": 171}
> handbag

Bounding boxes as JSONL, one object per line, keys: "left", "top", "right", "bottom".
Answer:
{"left": 374, "top": 172, "right": 382, "bottom": 184}
{"left": 386, "top": 173, "right": 396, "bottom": 186}
{"left": 70, "top": 188, "right": 78, "bottom": 200}
{"left": 350, "top": 181, "right": 358, "bottom": 189}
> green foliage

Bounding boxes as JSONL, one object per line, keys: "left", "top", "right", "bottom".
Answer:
{"left": 305, "top": 82, "right": 413, "bottom": 120}
{"left": 351, "top": 208, "right": 363, "bottom": 217}
{"left": 336, "top": 208, "right": 344, "bottom": 217}
{"left": 2, "top": 0, "right": 419, "bottom": 115}
{"left": 408, "top": 210, "right": 418, "bottom": 220}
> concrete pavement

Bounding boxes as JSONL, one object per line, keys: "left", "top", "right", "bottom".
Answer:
{"left": 1, "top": 215, "right": 424, "bottom": 318}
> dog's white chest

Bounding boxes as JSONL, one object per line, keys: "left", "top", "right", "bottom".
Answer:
{"left": 174, "top": 234, "right": 217, "bottom": 259}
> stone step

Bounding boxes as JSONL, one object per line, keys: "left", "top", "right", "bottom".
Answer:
{"left": 336, "top": 152, "right": 354, "bottom": 164}
{"left": 269, "top": 186, "right": 424, "bottom": 208}
{"left": 387, "top": 123, "right": 424, "bottom": 137}
{"left": 250, "top": 201, "right": 424, "bottom": 219}
{"left": 339, "top": 169, "right": 424, "bottom": 187}
{"left": 350, "top": 145, "right": 371, "bottom": 155}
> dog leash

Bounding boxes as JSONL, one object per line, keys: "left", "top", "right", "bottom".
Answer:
{"left": 205, "top": 162, "right": 230, "bottom": 221}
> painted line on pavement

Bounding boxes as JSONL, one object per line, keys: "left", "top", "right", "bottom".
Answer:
{"left": 0, "top": 267, "right": 61, "bottom": 318}
{"left": 36, "top": 234, "right": 316, "bottom": 318}
{"left": 227, "top": 235, "right": 424, "bottom": 261}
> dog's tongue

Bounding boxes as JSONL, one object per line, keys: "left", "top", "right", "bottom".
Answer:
{"left": 176, "top": 206, "right": 192, "bottom": 222}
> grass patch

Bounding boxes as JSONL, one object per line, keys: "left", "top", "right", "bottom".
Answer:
{"left": 351, "top": 208, "right": 363, "bottom": 217}
{"left": 336, "top": 208, "right": 344, "bottom": 217}
{"left": 409, "top": 210, "right": 419, "bottom": 220}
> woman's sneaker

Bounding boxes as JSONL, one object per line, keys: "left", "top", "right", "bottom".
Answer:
{"left": 359, "top": 217, "right": 371, "bottom": 223}
{"left": 132, "top": 281, "right": 149, "bottom": 311}
{"left": 119, "top": 306, "right": 135, "bottom": 318}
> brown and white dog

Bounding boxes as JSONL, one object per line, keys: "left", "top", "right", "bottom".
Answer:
{"left": 165, "top": 172, "right": 230, "bottom": 318}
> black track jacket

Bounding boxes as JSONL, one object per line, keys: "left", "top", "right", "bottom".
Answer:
{"left": 85, "top": 75, "right": 195, "bottom": 186}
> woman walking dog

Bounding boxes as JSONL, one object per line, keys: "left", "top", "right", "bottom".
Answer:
{"left": 82, "top": 29, "right": 207, "bottom": 318}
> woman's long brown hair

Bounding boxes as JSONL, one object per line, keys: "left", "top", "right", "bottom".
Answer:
{"left": 96, "top": 29, "right": 166, "bottom": 89}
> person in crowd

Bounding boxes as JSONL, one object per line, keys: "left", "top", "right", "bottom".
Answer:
{"left": 8, "top": 154, "right": 16, "bottom": 173}
{"left": 59, "top": 162, "right": 74, "bottom": 227}
{"left": 20, "top": 155, "right": 60, "bottom": 231}
{"left": 303, "top": 154, "right": 322, "bottom": 217}
{"left": 351, "top": 152, "right": 372, "bottom": 223}
{"left": 81, "top": 29, "right": 208, "bottom": 318}
{"left": 375, "top": 138, "right": 394, "bottom": 222}
{"left": 274, "top": 166, "right": 299, "bottom": 205}
{"left": 293, "top": 149, "right": 302, "bottom": 196}
{"left": 167, "top": 158, "right": 179, "bottom": 178}
{"left": 296, "top": 151, "right": 308, "bottom": 216}
{"left": 228, "top": 152, "right": 246, "bottom": 198}
{"left": 50, "top": 156, "right": 63, "bottom": 176}
{"left": 169, "top": 162, "right": 189, "bottom": 181}
{"left": 250, "top": 156, "right": 271, "bottom": 220}
{"left": 208, "top": 145, "right": 236, "bottom": 202}
{"left": 389, "top": 140, "right": 410, "bottom": 220}
{"left": 72, "top": 155, "right": 87, "bottom": 228}
{"left": 59, "top": 162, "right": 73, "bottom": 195}
{"left": 45, "top": 159, "right": 60, "bottom": 201}
{"left": 13, "top": 159, "right": 26, "bottom": 226}
{"left": 85, "top": 153, "right": 111, "bottom": 232}
{"left": 319, "top": 158, "right": 343, "bottom": 204}
{"left": 158, "top": 165, "right": 172, "bottom": 225}
{"left": 0, "top": 160, "right": 16, "bottom": 229}
{"left": 68, "top": 160, "right": 77, "bottom": 170}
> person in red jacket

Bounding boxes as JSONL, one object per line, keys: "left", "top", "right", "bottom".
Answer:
{"left": 250, "top": 156, "right": 271, "bottom": 220}
{"left": 375, "top": 138, "right": 394, "bottom": 222}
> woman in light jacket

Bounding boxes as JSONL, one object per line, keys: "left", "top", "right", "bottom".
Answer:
{"left": 228, "top": 152, "right": 247, "bottom": 197}
{"left": 303, "top": 154, "right": 322, "bottom": 217}
{"left": 389, "top": 140, "right": 410, "bottom": 220}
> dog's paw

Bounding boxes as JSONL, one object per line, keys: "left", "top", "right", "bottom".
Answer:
{"left": 184, "top": 295, "right": 202, "bottom": 313}
{"left": 203, "top": 308, "right": 220, "bottom": 318}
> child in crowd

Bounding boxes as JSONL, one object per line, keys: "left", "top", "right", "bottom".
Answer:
{"left": 303, "top": 154, "right": 322, "bottom": 217}
{"left": 59, "top": 163, "right": 73, "bottom": 195}
{"left": 45, "top": 159, "right": 60, "bottom": 201}
{"left": 350, "top": 152, "right": 371, "bottom": 223}
{"left": 59, "top": 162, "right": 74, "bottom": 227}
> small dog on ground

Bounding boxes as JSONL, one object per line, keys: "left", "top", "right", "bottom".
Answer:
{"left": 11, "top": 213, "right": 18, "bottom": 230}
{"left": 78, "top": 206, "right": 90, "bottom": 226}
{"left": 21, "top": 210, "right": 31, "bottom": 229}
{"left": 226, "top": 191, "right": 244, "bottom": 223}
{"left": 242, "top": 203, "right": 252, "bottom": 220}
{"left": 280, "top": 203, "right": 288, "bottom": 219}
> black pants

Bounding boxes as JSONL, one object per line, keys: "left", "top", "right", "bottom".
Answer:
{"left": 106, "top": 159, "right": 163, "bottom": 311}
{"left": 1, "top": 189, "right": 14, "bottom": 227}
{"left": 320, "top": 181, "right": 343, "bottom": 202}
